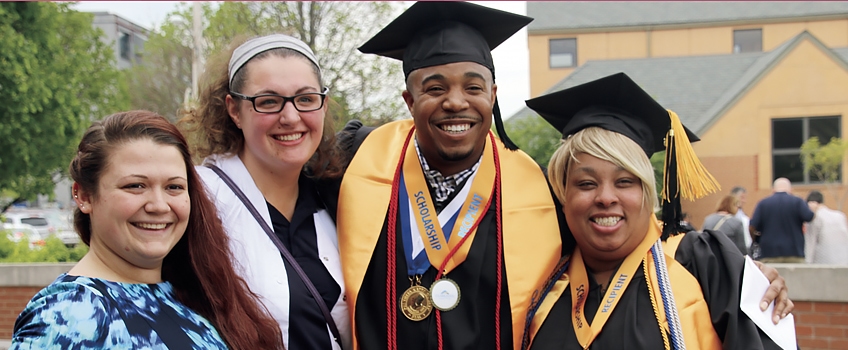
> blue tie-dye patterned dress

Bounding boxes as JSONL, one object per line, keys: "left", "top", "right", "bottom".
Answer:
{"left": 11, "top": 273, "right": 229, "bottom": 349}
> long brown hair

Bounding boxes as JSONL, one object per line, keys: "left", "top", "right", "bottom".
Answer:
{"left": 178, "top": 35, "right": 345, "bottom": 178}
{"left": 714, "top": 195, "right": 739, "bottom": 215}
{"left": 69, "top": 110, "right": 284, "bottom": 349}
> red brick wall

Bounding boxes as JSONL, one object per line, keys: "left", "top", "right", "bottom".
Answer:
{"left": 1, "top": 286, "right": 846, "bottom": 346}
{"left": 795, "top": 301, "right": 848, "bottom": 350}
{"left": 0, "top": 286, "right": 41, "bottom": 339}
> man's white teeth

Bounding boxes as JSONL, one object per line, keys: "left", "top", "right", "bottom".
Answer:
{"left": 441, "top": 124, "right": 471, "bottom": 133}
{"left": 136, "top": 223, "right": 168, "bottom": 230}
{"left": 275, "top": 133, "right": 303, "bottom": 141}
{"left": 593, "top": 217, "right": 621, "bottom": 227}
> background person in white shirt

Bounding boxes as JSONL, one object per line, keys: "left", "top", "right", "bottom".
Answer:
{"left": 731, "top": 186, "right": 752, "bottom": 250}
{"left": 805, "top": 190, "right": 848, "bottom": 265}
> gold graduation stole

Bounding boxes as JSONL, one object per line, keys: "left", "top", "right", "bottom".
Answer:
{"left": 526, "top": 220, "right": 721, "bottom": 349}
{"left": 568, "top": 223, "right": 657, "bottom": 348}
{"left": 338, "top": 119, "right": 561, "bottom": 350}
{"left": 401, "top": 134, "right": 495, "bottom": 273}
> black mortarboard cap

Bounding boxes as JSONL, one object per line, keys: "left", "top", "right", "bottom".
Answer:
{"left": 526, "top": 72, "right": 719, "bottom": 239}
{"left": 526, "top": 72, "right": 699, "bottom": 157}
{"left": 358, "top": 1, "right": 532, "bottom": 80}
{"left": 359, "top": 2, "right": 532, "bottom": 150}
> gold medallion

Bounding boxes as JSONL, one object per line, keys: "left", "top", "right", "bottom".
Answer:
{"left": 400, "top": 285, "right": 433, "bottom": 321}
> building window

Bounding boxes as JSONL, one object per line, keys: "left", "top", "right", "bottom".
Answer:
{"left": 549, "top": 38, "right": 576, "bottom": 68}
{"left": 733, "top": 29, "right": 762, "bottom": 53}
{"left": 119, "top": 32, "right": 132, "bottom": 60}
{"left": 133, "top": 34, "right": 145, "bottom": 63}
{"left": 772, "top": 116, "right": 841, "bottom": 183}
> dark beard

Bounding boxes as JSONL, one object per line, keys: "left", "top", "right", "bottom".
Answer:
{"left": 437, "top": 148, "right": 474, "bottom": 163}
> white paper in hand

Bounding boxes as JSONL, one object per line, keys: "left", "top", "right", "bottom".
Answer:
{"left": 740, "top": 256, "right": 797, "bottom": 349}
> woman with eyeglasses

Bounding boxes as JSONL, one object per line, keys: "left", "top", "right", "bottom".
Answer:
{"left": 179, "top": 34, "right": 350, "bottom": 350}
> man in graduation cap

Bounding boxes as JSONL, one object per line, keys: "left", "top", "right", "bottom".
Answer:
{"left": 522, "top": 72, "right": 789, "bottom": 349}
{"left": 335, "top": 2, "right": 565, "bottom": 349}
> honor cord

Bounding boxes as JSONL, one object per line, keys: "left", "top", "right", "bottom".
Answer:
{"left": 651, "top": 240, "right": 685, "bottom": 350}
{"left": 387, "top": 130, "right": 500, "bottom": 350}
{"left": 434, "top": 132, "right": 501, "bottom": 350}
{"left": 520, "top": 257, "right": 571, "bottom": 350}
{"left": 385, "top": 130, "right": 415, "bottom": 350}
{"left": 493, "top": 136, "right": 504, "bottom": 350}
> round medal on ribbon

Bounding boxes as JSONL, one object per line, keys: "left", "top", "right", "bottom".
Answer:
{"left": 400, "top": 285, "right": 433, "bottom": 321}
{"left": 429, "top": 278, "right": 461, "bottom": 311}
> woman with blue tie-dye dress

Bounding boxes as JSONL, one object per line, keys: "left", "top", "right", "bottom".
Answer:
{"left": 13, "top": 275, "right": 227, "bottom": 349}
{"left": 11, "top": 111, "right": 285, "bottom": 349}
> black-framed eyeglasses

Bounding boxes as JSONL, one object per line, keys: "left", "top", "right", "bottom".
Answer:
{"left": 229, "top": 87, "right": 329, "bottom": 113}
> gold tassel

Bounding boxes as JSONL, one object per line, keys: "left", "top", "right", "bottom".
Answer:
{"left": 662, "top": 110, "right": 720, "bottom": 201}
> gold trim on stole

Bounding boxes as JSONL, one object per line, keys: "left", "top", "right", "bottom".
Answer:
{"left": 338, "top": 119, "right": 561, "bottom": 350}
{"left": 648, "top": 228, "right": 721, "bottom": 349}
{"left": 527, "top": 221, "right": 720, "bottom": 349}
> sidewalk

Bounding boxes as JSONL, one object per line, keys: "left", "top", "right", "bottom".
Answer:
{"left": 0, "top": 339, "right": 9, "bottom": 350}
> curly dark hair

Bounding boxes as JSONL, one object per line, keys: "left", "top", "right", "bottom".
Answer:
{"left": 178, "top": 36, "right": 345, "bottom": 178}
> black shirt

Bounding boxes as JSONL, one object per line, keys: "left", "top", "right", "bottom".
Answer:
{"left": 267, "top": 175, "right": 341, "bottom": 349}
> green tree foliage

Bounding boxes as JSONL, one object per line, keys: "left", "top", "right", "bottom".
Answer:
{"left": 651, "top": 151, "right": 665, "bottom": 198}
{"left": 0, "top": 234, "right": 88, "bottom": 262}
{"left": 504, "top": 115, "right": 563, "bottom": 166}
{"left": 801, "top": 136, "right": 848, "bottom": 209}
{"left": 0, "top": 3, "right": 128, "bottom": 204}
{"left": 123, "top": 11, "right": 193, "bottom": 121}
{"left": 126, "top": 2, "right": 406, "bottom": 127}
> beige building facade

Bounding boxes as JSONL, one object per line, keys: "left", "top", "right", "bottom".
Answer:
{"left": 518, "top": 2, "right": 848, "bottom": 228}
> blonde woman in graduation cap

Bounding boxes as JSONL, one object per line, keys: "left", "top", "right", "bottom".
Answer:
{"left": 521, "top": 73, "right": 793, "bottom": 349}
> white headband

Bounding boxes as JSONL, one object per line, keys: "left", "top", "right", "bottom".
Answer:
{"left": 227, "top": 34, "right": 321, "bottom": 86}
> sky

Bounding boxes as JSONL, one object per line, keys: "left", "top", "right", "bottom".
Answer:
{"left": 69, "top": 1, "right": 531, "bottom": 119}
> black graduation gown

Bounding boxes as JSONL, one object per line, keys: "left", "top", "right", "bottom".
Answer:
{"left": 355, "top": 196, "right": 513, "bottom": 350}
{"left": 337, "top": 120, "right": 571, "bottom": 350}
{"left": 530, "top": 230, "right": 782, "bottom": 349}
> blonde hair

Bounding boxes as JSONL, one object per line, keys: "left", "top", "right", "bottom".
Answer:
{"left": 548, "top": 127, "right": 658, "bottom": 212}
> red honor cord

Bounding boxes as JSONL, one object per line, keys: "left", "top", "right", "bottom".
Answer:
{"left": 386, "top": 130, "right": 504, "bottom": 350}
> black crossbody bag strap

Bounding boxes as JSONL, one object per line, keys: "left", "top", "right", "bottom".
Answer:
{"left": 90, "top": 279, "right": 194, "bottom": 349}
{"left": 206, "top": 164, "right": 343, "bottom": 348}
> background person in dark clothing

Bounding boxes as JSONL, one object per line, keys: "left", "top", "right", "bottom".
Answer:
{"left": 679, "top": 212, "right": 696, "bottom": 232}
{"left": 749, "top": 177, "right": 815, "bottom": 263}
